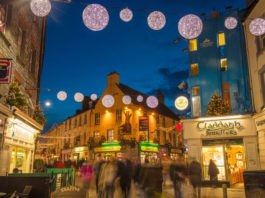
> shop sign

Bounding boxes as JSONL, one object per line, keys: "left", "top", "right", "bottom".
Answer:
{"left": 175, "top": 96, "right": 189, "bottom": 111}
{"left": 255, "top": 115, "right": 265, "bottom": 131}
{"left": 140, "top": 142, "right": 159, "bottom": 152}
{"left": 197, "top": 120, "right": 243, "bottom": 137}
{"left": 171, "top": 148, "right": 182, "bottom": 154}
{"left": 94, "top": 142, "right": 121, "bottom": 153}
{"left": 139, "top": 116, "right": 149, "bottom": 131}
{"left": 0, "top": 59, "right": 12, "bottom": 83}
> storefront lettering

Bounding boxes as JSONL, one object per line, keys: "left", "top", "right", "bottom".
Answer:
{"left": 197, "top": 121, "right": 243, "bottom": 136}
{"left": 256, "top": 119, "right": 265, "bottom": 127}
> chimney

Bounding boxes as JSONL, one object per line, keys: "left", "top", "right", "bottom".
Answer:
{"left": 107, "top": 72, "right": 120, "bottom": 87}
{"left": 156, "top": 90, "right": 164, "bottom": 104}
{"left": 210, "top": 10, "right": 220, "bottom": 19}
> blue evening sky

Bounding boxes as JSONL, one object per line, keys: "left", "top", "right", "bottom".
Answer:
{"left": 40, "top": 0, "right": 246, "bottom": 131}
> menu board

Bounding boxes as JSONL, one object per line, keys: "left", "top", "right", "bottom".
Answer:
{"left": 139, "top": 116, "right": 149, "bottom": 131}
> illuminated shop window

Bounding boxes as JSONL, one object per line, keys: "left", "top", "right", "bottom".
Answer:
{"left": 191, "top": 86, "right": 201, "bottom": 117}
{"left": 189, "top": 39, "right": 197, "bottom": 51}
{"left": 191, "top": 63, "right": 199, "bottom": 76}
{"left": 220, "top": 58, "right": 228, "bottom": 71}
{"left": 107, "top": 129, "right": 114, "bottom": 142}
{"left": 218, "top": 33, "right": 226, "bottom": 46}
{"left": 222, "top": 82, "right": 231, "bottom": 109}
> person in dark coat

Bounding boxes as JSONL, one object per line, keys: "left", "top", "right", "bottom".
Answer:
{"left": 208, "top": 159, "right": 219, "bottom": 181}
{"left": 93, "top": 154, "right": 105, "bottom": 194}
{"left": 189, "top": 159, "right": 202, "bottom": 198}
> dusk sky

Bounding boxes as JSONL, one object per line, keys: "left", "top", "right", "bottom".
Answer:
{"left": 40, "top": 0, "right": 246, "bottom": 131}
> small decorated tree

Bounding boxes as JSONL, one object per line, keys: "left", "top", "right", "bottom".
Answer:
{"left": 6, "top": 81, "right": 28, "bottom": 110}
{"left": 207, "top": 93, "right": 231, "bottom": 116}
{"left": 33, "top": 104, "right": 47, "bottom": 125}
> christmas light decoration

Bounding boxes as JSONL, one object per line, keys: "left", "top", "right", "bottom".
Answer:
{"left": 82, "top": 4, "right": 109, "bottom": 31}
{"left": 175, "top": 123, "right": 183, "bottom": 131}
{"left": 249, "top": 18, "right": 265, "bottom": 36}
{"left": 146, "top": 96, "right": 159, "bottom": 108}
{"left": 147, "top": 11, "right": 166, "bottom": 30}
{"left": 30, "top": 0, "right": 51, "bottom": 17}
{"left": 90, "top": 93, "right": 97, "bottom": 101}
{"left": 102, "top": 94, "right": 115, "bottom": 108}
{"left": 175, "top": 96, "right": 189, "bottom": 111}
{"left": 224, "top": 17, "right": 238, "bottom": 30}
{"left": 74, "top": 92, "right": 84, "bottom": 102}
{"left": 120, "top": 8, "right": 133, "bottom": 22}
{"left": 178, "top": 14, "right": 203, "bottom": 39}
{"left": 137, "top": 95, "right": 144, "bottom": 102}
{"left": 57, "top": 91, "right": 67, "bottom": 101}
{"left": 122, "top": 95, "right": 131, "bottom": 105}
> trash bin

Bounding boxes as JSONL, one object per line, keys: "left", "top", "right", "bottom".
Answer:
{"left": 243, "top": 170, "right": 265, "bottom": 198}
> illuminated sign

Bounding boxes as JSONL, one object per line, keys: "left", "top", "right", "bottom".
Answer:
{"left": 94, "top": 142, "right": 121, "bottom": 153}
{"left": 140, "top": 142, "right": 159, "bottom": 152}
{"left": 175, "top": 96, "right": 189, "bottom": 111}
{"left": 0, "top": 59, "right": 12, "bottom": 83}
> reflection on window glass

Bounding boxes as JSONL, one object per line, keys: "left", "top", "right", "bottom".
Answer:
{"left": 220, "top": 58, "right": 228, "bottom": 71}
{"left": 218, "top": 33, "right": 226, "bottom": 46}
{"left": 191, "top": 63, "right": 199, "bottom": 76}
{"left": 189, "top": 39, "right": 197, "bottom": 51}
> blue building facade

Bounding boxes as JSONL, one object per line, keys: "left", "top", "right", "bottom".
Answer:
{"left": 187, "top": 10, "right": 252, "bottom": 117}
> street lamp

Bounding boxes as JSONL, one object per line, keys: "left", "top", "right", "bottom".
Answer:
{"left": 40, "top": 101, "right": 51, "bottom": 107}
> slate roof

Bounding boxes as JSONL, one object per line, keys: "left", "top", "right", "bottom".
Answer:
{"left": 117, "top": 83, "right": 179, "bottom": 120}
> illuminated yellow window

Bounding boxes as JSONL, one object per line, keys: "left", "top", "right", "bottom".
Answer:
{"left": 220, "top": 58, "right": 228, "bottom": 71}
{"left": 218, "top": 33, "right": 226, "bottom": 46}
{"left": 189, "top": 39, "right": 197, "bottom": 51}
{"left": 191, "top": 63, "right": 199, "bottom": 76}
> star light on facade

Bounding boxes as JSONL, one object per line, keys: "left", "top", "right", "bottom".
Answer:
{"left": 137, "top": 95, "right": 144, "bottom": 102}
{"left": 249, "top": 18, "right": 265, "bottom": 36}
{"left": 178, "top": 14, "right": 203, "bottom": 39}
{"left": 146, "top": 96, "right": 159, "bottom": 108}
{"left": 147, "top": 11, "right": 166, "bottom": 30}
{"left": 30, "top": 0, "right": 51, "bottom": 17}
{"left": 82, "top": 4, "right": 109, "bottom": 31}
{"left": 224, "top": 17, "right": 238, "bottom": 30}
{"left": 57, "top": 91, "right": 67, "bottom": 101}
{"left": 120, "top": 8, "right": 133, "bottom": 22}
{"left": 90, "top": 93, "right": 97, "bottom": 101}
{"left": 74, "top": 92, "right": 84, "bottom": 102}
{"left": 122, "top": 95, "right": 131, "bottom": 105}
{"left": 102, "top": 94, "right": 115, "bottom": 108}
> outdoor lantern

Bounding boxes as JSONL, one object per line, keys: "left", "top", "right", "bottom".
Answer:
{"left": 120, "top": 8, "right": 133, "bottom": 22}
{"left": 122, "top": 95, "right": 131, "bottom": 105}
{"left": 225, "top": 17, "right": 238, "bottom": 30}
{"left": 90, "top": 93, "right": 97, "bottom": 101}
{"left": 102, "top": 94, "right": 115, "bottom": 108}
{"left": 82, "top": 4, "right": 109, "bottom": 31}
{"left": 178, "top": 14, "right": 203, "bottom": 39}
{"left": 146, "top": 96, "right": 159, "bottom": 108}
{"left": 176, "top": 123, "right": 183, "bottom": 131}
{"left": 30, "top": 0, "right": 51, "bottom": 17}
{"left": 147, "top": 11, "right": 166, "bottom": 30}
{"left": 249, "top": 18, "right": 265, "bottom": 36}
{"left": 57, "top": 91, "right": 67, "bottom": 101}
{"left": 74, "top": 92, "right": 84, "bottom": 102}
{"left": 137, "top": 95, "right": 144, "bottom": 102}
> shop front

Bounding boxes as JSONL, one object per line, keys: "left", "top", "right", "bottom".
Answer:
{"left": 62, "top": 148, "right": 72, "bottom": 162}
{"left": 182, "top": 114, "right": 260, "bottom": 185}
{"left": 139, "top": 142, "right": 159, "bottom": 163}
{"left": 72, "top": 146, "right": 88, "bottom": 161}
{"left": 170, "top": 148, "right": 183, "bottom": 160}
{"left": 93, "top": 142, "right": 121, "bottom": 160}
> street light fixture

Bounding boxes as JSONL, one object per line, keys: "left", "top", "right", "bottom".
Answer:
{"left": 40, "top": 101, "right": 51, "bottom": 107}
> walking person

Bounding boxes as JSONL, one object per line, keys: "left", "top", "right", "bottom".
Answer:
{"left": 189, "top": 158, "right": 202, "bottom": 198}
{"left": 93, "top": 154, "right": 105, "bottom": 196}
{"left": 208, "top": 159, "right": 219, "bottom": 181}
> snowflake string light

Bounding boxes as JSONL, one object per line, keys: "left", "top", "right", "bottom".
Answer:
{"left": 30, "top": 0, "right": 51, "bottom": 17}
{"left": 82, "top": 4, "right": 109, "bottom": 31}
{"left": 146, "top": 96, "right": 159, "bottom": 108}
{"left": 120, "top": 8, "right": 133, "bottom": 22}
{"left": 249, "top": 18, "right": 265, "bottom": 36}
{"left": 147, "top": 11, "right": 166, "bottom": 30}
{"left": 102, "top": 95, "right": 115, "bottom": 108}
{"left": 74, "top": 93, "right": 84, "bottom": 102}
{"left": 224, "top": 17, "right": 238, "bottom": 30}
{"left": 90, "top": 93, "right": 97, "bottom": 101}
{"left": 137, "top": 95, "right": 144, "bottom": 102}
{"left": 178, "top": 14, "right": 203, "bottom": 39}
{"left": 122, "top": 95, "right": 131, "bottom": 105}
{"left": 57, "top": 91, "right": 67, "bottom": 101}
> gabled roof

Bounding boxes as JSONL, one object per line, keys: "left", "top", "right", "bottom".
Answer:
{"left": 117, "top": 83, "right": 179, "bottom": 120}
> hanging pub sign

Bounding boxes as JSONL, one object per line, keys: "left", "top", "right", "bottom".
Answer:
{"left": 175, "top": 96, "right": 189, "bottom": 111}
{"left": 0, "top": 59, "right": 12, "bottom": 83}
{"left": 139, "top": 116, "right": 149, "bottom": 131}
{"left": 0, "top": 4, "right": 8, "bottom": 32}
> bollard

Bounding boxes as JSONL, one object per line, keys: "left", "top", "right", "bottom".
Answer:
{"left": 222, "top": 184, "right": 228, "bottom": 198}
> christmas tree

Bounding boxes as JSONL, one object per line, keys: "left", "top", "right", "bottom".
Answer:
{"left": 33, "top": 104, "right": 47, "bottom": 125}
{"left": 6, "top": 80, "right": 28, "bottom": 110}
{"left": 206, "top": 93, "right": 231, "bottom": 116}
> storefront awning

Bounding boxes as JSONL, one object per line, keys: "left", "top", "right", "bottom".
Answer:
{"left": 140, "top": 142, "right": 159, "bottom": 152}
{"left": 94, "top": 142, "right": 121, "bottom": 153}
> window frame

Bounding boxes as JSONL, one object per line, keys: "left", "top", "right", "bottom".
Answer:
{"left": 189, "top": 39, "right": 198, "bottom": 51}
{"left": 191, "top": 63, "right": 199, "bottom": 76}
{"left": 107, "top": 129, "right": 114, "bottom": 142}
{"left": 191, "top": 86, "right": 202, "bottom": 117}
{"left": 116, "top": 109, "right": 122, "bottom": 122}
{"left": 218, "top": 32, "right": 226, "bottom": 46}
{"left": 95, "top": 113, "right": 100, "bottom": 125}
{"left": 220, "top": 58, "right": 228, "bottom": 71}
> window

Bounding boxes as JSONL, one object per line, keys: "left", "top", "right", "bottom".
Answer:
{"left": 107, "top": 129, "right": 114, "bottom": 142}
{"left": 17, "top": 28, "right": 26, "bottom": 58}
{"left": 222, "top": 82, "right": 231, "bottom": 109}
{"left": 84, "top": 132, "right": 86, "bottom": 144}
{"left": 191, "top": 63, "right": 199, "bottom": 76}
{"left": 178, "top": 136, "right": 181, "bottom": 146}
{"left": 30, "top": 47, "right": 36, "bottom": 75}
{"left": 220, "top": 58, "right": 228, "bottom": 71}
{"left": 192, "top": 86, "right": 201, "bottom": 117}
{"left": 189, "top": 39, "right": 197, "bottom": 51}
{"left": 75, "top": 118, "right": 77, "bottom": 128}
{"left": 156, "top": 115, "right": 159, "bottom": 125}
{"left": 69, "top": 120, "right": 71, "bottom": 130}
{"left": 163, "top": 131, "right": 166, "bottom": 144}
{"left": 65, "top": 121, "right": 67, "bottom": 131}
{"left": 79, "top": 116, "right": 82, "bottom": 126}
{"left": 162, "top": 117, "right": 166, "bottom": 127}
{"left": 95, "top": 113, "right": 100, "bottom": 125}
{"left": 173, "top": 133, "right": 176, "bottom": 147}
{"left": 169, "top": 133, "right": 172, "bottom": 143}
{"left": 94, "top": 131, "right": 100, "bottom": 138}
{"left": 157, "top": 130, "right": 160, "bottom": 144}
{"left": 116, "top": 109, "right": 122, "bottom": 122}
{"left": 218, "top": 33, "right": 226, "bottom": 46}
{"left": 84, "top": 114, "right": 87, "bottom": 124}
{"left": 172, "top": 119, "right": 175, "bottom": 126}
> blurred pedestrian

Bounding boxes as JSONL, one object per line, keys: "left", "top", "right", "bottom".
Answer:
{"left": 161, "top": 157, "right": 171, "bottom": 186}
{"left": 93, "top": 154, "right": 105, "bottom": 196}
{"left": 208, "top": 159, "right": 219, "bottom": 181}
{"left": 189, "top": 158, "right": 202, "bottom": 198}
{"left": 80, "top": 160, "right": 93, "bottom": 189}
